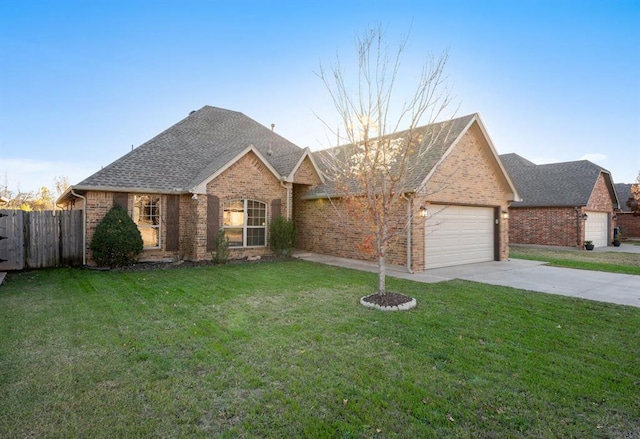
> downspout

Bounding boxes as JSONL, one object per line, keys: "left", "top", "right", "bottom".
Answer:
{"left": 402, "top": 193, "right": 414, "bottom": 274}
{"left": 71, "top": 190, "right": 87, "bottom": 266}
{"left": 280, "top": 180, "right": 291, "bottom": 219}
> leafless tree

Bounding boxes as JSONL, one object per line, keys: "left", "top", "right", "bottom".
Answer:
{"left": 316, "top": 25, "right": 454, "bottom": 295}
{"left": 628, "top": 171, "right": 640, "bottom": 216}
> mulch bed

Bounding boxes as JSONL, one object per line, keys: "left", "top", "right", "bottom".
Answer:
{"left": 361, "top": 292, "right": 414, "bottom": 307}
{"left": 103, "top": 255, "right": 285, "bottom": 272}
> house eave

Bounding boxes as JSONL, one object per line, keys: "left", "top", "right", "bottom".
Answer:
{"left": 57, "top": 185, "right": 189, "bottom": 204}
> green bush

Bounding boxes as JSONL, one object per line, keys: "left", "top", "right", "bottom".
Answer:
{"left": 90, "top": 204, "right": 143, "bottom": 267}
{"left": 212, "top": 229, "right": 230, "bottom": 264}
{"left": 269, "top": 216, "right": 296, "bottom": 257}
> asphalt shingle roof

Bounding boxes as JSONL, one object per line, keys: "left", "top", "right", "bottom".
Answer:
{"left": 615, "top": 183, "right": 633, "bottom": 212}
{"left": 500, "top": 153, "right": 616, "bottom": 208}
{"left": 305, "top": 113, "right": 477, "bottom": 198}
{"left": 75, "top": 106, "right": 305, "bottom": 192}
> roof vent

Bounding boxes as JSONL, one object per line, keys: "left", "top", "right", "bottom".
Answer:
{"left": 189, "top": 110, "right": 196, "bottom": 115}
{"left": 271, "top": 123, "right": 275, "bottom": 131}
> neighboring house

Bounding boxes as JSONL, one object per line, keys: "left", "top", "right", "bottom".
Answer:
{"left": 614, "top": 183, "right": 640, "bottom": 238}
{"left": 58, "top": 106, "right": 520, "bottom": 271}
{"left": 0, "top": 196, "right": 8, "bottom": 205}
{"left": 299, "top": 113, "right": 520, "bottom": 270}
{"left": 500, "top": 153, "right": 620, "bottom": 248}
{"left": 58, "top": 106, "right": 324, "bottom": 263}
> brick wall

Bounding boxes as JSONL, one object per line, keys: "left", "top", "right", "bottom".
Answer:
{"left": 296, "top": 123, "right": 512, "bottom": 271}
{"left": 293, "top": 156, "right": 321, "bottom": 185}
{"left": 509, "top": 206, "right": 580, "bottom": 247}
{"left": 76, "top": 151, "right": 294, "bottom": 264}
{"left": 205, "top": 151, "right": 288, "bottom": 260}
{"left": 617, "top": 213, "right": 640, "bottom": 238}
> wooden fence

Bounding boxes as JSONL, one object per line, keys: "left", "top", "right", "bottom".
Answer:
{"left": 0, "top": 210, "right": 83, "bottom": 270}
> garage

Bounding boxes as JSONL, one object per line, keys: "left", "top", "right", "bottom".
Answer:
{"left": 584, "top": 211, "right": 609, "bottom": 248}
{"left": 425, "top": 205, "right": 495, "bottom": 269}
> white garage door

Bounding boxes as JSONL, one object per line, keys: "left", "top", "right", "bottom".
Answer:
{"left": 585, "top": 211, "right": 609, "bottom": 248}
{"left": 425, "top": 205, "right": 495, "bottom": 269}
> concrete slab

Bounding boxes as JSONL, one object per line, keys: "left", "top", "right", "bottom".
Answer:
{"left": 293, "top": 251, "right": 640, "bottom": 308}
{"left": 593, "top": 242, "right": 640, "bottom": 254}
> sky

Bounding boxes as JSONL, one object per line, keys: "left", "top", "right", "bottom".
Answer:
{"left": 1, "top": 0, "right": 639, "bottom": 195}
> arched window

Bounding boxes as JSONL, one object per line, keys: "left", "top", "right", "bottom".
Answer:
{"left": 223, "top": 199, "right": 266, "bottom": 247}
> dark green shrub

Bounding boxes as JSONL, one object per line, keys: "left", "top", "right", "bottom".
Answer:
{"left": 269, "top": 216, "right": 296, "bottom": 257}
{"left": 212, "top": 229, "right": 230, "bottom": 264}
{"left": 90, "top": 204, "right": 143, "bottom": 267}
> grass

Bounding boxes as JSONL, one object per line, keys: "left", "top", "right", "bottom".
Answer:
{"left": 1, "top": 261, "right": 639, "bottom": 438}
{"left": 510, "top": 245, "right": 640, "bottom": 275}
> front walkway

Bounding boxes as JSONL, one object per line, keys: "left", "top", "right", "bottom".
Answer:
{"left": 293, "top": 251, "right": 640, "bottom": 308}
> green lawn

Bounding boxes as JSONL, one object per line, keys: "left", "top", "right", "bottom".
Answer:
{"left": 510, "top": 245, "right": 640, "bottom": 275}
{"left": 1, "top": 261, "right": 639, "bottom": 438}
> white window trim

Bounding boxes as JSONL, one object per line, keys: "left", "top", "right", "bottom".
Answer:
{"left": 223, "top": 199, "right": 267, "bottom": 248}
{"left": 132, "top": 195, "right": 162, "bottom": 249}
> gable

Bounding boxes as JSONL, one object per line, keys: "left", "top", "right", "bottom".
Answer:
{"left": 587, "top": 173, "right": 616, "bottom": 211}
{"left": 207, "top": 150, "right": 283, "bottom": 196}
{"left": 292, "top": 156, "right": 322, "bottom": 185}
{"left": 426, "top": 124, "right": 511, "bottom": 205}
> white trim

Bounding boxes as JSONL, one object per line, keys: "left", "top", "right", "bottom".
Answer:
{"left": 222, "top": 198, "right": 268, "bottom": 248}
{"left": 286, "top": 147, "right": 326, "bottom": 184}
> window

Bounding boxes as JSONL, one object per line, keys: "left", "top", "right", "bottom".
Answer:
{"left": 133, "top": 195, "right": 161, "bottom": 248}
{"left": 223, "top": 199, "right": 266, "bottom": 247}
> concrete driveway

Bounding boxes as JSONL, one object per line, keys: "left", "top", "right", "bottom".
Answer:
{"left": 294, "top": 251, "right": 640, "bottom": 308}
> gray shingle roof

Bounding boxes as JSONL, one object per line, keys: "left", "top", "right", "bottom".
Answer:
{"left": 305, "top": 113, "right": 477, "bottom": 198}
{"left": 75, "top": 106, "right": 305, "bottom": 192}
{"left": 615, "top": 183, "right": 633, "bottom": 212}
{"left": 500, "top": 153, "right": 618, "bottom": 208}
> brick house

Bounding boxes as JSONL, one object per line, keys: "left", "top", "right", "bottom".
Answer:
{"left": 300, "top": 113, "right": 520, "bottom": 270}
{"left": 614, "top": 183, "right": 640, "bottom": 238}
{"left": 500, "top": 153, "right": 620, "bottom": 248}
{"left": 58, "top": 106, "right": 520, "bottom": 271}
{"left": 58, "top": 106, "right": 325, "bottom": 263}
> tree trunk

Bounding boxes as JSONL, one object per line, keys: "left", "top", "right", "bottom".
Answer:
{"left": 378, "top": 254, "right": 386, "bottom": 294}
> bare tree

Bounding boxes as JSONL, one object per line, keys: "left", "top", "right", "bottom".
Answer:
{"left": 316, "top": 25, "right": 453, "bottom": 296}
{"left": 628, "top": 171, "right": 640, "bottom": 216}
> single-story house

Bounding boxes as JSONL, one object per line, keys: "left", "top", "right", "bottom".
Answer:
{"left": 500, "top": 153, "right": 620, "bottom": 248}
{"left": 58, "top": 105, "right": 520, "bottom": 271}
{"left": 614, "top": 183, "right": 640, "bottom": 238}
{"left": 299, "top": 113, "right": 520, "bottom": 270}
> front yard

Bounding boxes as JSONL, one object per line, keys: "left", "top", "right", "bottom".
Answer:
{"left": 1, "top": 261, "right": 639, "bottom": 438}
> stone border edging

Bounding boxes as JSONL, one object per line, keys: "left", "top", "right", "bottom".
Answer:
{"left": 359, "top": 296, "right": 417, "bottom": 311}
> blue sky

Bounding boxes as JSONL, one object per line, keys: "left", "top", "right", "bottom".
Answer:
{"left": 1, "top": 0, "right": 638, "bottom": 195}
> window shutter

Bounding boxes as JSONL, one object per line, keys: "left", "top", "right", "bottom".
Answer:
{"left": 271, "top": 198, "right": 282, "bottom": 221}
{"left": 166, "top": 195, "right": 180, "bottom": 251}
{"left": 113, "top": 192, "right": 129, "bottom": 211}
{"left": 207, "top": 195, "right": 220, "bottom": 252}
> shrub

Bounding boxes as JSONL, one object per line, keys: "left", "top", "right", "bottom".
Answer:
{"left": 212, "top": 229, "right": 230, "bottom": 264}
{"left": 90, "top": 204, "right": 143, "bottom": 267}
{"left": 269, "top": 216, "right": 296, "bottom": 256}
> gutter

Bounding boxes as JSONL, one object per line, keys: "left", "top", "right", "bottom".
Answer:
{"left": 70, "top": 190, "right": 87, "bottom": 266}
{"left": 280, "top": 180, "right": 291, "bottom": 219}
{"left": 401, "top": 193, "right": 414, "bottom": 274}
